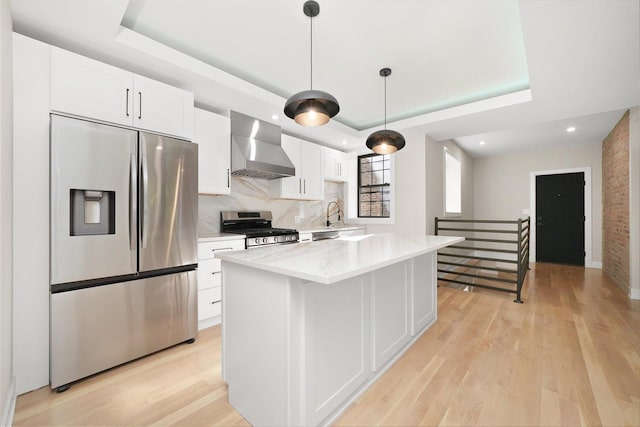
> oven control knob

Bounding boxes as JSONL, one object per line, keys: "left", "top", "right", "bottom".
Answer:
{"left": 285, "top": 235, "right": 290, "bottom": 241}
{"left": 254, "top": 238, "right": 260, "bottom": 244}
{"left": 262, "top": 238, "right": 268, "bottom": 243}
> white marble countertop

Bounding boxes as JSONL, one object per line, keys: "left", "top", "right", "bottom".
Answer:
{"left": 215, "top": 233, "right": 464, "bottom": 284}
{"left": 297, "top": 225, "right": 366, "bottom": 234}
{"left": 198, "top": 232, "right": 245, "bottom": 243}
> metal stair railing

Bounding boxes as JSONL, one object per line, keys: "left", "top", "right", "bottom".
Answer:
{"left": 435, "top": 217, "right": 530, "bottom": 303}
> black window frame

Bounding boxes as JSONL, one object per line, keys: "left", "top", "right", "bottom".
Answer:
{"left": 357, "top": 153, "right": 391, "bottom": 218}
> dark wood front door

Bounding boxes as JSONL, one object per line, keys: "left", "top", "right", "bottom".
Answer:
{"left": 536, "top": 172, "right": 585, "bottom": 266}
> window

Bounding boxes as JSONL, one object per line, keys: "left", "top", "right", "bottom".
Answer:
{"left": 444, "top": 149, "right": 461, "bottom": 216}
{"left": 358, "top": 153, "right": 391, "bottom": 218}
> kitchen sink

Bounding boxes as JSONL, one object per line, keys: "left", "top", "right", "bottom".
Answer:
{"left": 311, "top": 228, "right": 365, "bottom": 241}
{"left": 337, "top": 234, "right": 372, "bottom": 241}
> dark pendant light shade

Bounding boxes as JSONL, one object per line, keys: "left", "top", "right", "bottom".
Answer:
{"left": 366, "top": 68, "right": 405, "bottom": 154}
{"left": 284, "top": 90, "right": 340, "bottom": 127}
{"left": 366, "top": 129, "right": 406, "bottom": 154}
{"left": 284, "top": 0, "right": 340, "bottom": 127}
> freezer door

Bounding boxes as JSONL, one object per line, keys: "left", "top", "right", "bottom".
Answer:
{"left": 50, "top": 271, "right": 197, "bottom": 388}
{"left": 50, "top": 115, "right": 138, "bottom": 285}
{"left": 139, "top": 132, "right": 198, "bottom": 271}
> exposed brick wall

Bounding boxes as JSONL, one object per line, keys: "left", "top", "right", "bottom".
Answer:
{"left": 602, "top": 111, "right": 630, "bottom": 293}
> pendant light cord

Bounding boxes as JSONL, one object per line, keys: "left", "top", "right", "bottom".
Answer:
{"left": 384, "top": 75, "right": 387, "bottom": 130}
{"left": 310, "top": 13, "right": 313, "bottom": 90}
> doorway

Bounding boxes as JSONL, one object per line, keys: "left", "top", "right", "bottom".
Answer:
{"left": 535, "top": 172, "right": 585, "bottom": 265}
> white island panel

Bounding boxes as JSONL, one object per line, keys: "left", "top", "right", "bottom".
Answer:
{"left": 372, "top": 262, "right": 410, "bottom": 371}
{"left": 223, "top": 263, "right": 291, "bottom": 425}
{"left": 302, "top": 277, "right": 371, "bottom": 425}
{"left": 219, "top": 233, "right": 463, "bottom": 426}
{"left": 412, "top": 253, "right": 437, "bottom": 334}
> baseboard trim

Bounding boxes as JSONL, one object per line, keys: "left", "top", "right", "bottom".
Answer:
{"left": 630, "top": 288, "right": 640, "bottom": 300}
{"left": 586, "top": 261, "right": 602, "bottom": 269}
{"left": 1, "top": 376, "right": 16, "bottom": 427}
{"left": 198, "top": 316, "right": 221, "bottom": 331}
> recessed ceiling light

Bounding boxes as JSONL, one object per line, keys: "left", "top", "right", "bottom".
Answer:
{"left": 479, "top": 140, "right": 486, "bottom": 145}
{"left": 272, "top": 114, "right": 279, "bottom": 120}
{"left": 342, "top": 140, "right": 348, "bottom": 145}
{"left": 566, "top": 126, "right": 576, "bottom": 132}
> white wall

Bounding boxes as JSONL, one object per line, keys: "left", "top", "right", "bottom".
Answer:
{"left": 0, "top": 2, "right": 14, "bottom": 425}
{"left": 351, "top": 133, "right": 474, "bottom": 237}
{"left": 366, "top": 129, "right": 427, "bottom": 236}
{"left": 425, "top": 137, "right": 474, "bottom": 234}
{"left": 474, "top": 142, "right": 603, "bottom": 263}
{"left": 629, "top": 107, "right": 640, "bottom": 299}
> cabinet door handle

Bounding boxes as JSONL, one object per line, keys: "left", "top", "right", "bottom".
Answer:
{"left": 211, "top": 271, "right": 220, "bottom": 276}
{"left": 138, "top": 91, "right": 142, "bottom": 119}
{"left": 299, "top": 179, "right": 302, "bottom": 194}
{"left": 227, "top": 168, "right": 230, "bottom": 188}
{"left": 211, "top": 247, "right": 233, "bottom": 253}
{"left": 304, "top": 179, "right": 306, "bottom": 194}
{"left": 210, "top": 300, "right": 221, "bottom": 305}
{"left": 125, "top": 88, "right": 130, "bottom": 117}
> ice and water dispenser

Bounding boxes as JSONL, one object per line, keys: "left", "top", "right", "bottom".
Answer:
{"left": 69, "top": 189, "right": 115, "bottom": 236}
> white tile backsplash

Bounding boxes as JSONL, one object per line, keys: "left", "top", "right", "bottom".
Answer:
{"left": 199, "top": 177, "right": 345, "bottom": 234}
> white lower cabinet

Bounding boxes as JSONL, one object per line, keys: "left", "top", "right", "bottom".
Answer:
{"left": 197, "top": 238, "right": 244, "bottom": 329}
{"left": 198, "top": 287, "right": 222, "bottom": 321}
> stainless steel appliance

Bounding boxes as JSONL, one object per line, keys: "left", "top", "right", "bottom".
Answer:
{"left": 230, "top": 111, "right": 295, "bottom": 179}
{"left": 49, "top": 114, "right": 198, "bottom": 391}
{"left": 220, "top": 211, "right": 299, "bottom": 248}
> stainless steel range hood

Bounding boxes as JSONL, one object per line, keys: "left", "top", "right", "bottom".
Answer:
{"left": 230, "top": 111, "right": 295, "bottom": 179}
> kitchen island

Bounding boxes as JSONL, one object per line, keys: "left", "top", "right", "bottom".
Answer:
{"left": 216, "top": 233, "right": 463, "bottom": 427}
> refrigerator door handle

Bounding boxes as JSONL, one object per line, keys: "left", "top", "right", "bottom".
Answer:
{"left": 141, "top": 153, "right": 150, "bottom": 248}
{"left": 129, "top": 153, "right": 137, "bottom": 250}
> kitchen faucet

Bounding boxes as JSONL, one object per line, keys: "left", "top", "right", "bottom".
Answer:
{"left": 326, "top": 201, "right": 342, "bottom": 227}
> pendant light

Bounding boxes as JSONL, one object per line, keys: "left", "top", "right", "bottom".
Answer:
{"left": 284, "top": 0, "right": 340, "bottom": 127}
{"left": 366, "top": 68, "right": 406, "bottom": 154}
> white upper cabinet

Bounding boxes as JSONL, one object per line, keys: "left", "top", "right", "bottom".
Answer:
{"left": 51, "top": 47, "right": 132, "bottom": 127}
{"left": 324, "top": 147, "right": 348, "bottom": 182}
{"left": 279, "top": 135, "right": 303, "bottom": 198}
{"left": 132, "top": 74, "right": 194, "bottom": 139}
{"left": 272, "top": 135, "right": 323, "bottom": 200}
{"left": 50, "top": 47, "right": 194, "bottom": 140}
{"left": 302, "top": 141, "right": 324, "bottom": 199}
{"left": 194, "top": 108, "right": 231, "bottom": 195}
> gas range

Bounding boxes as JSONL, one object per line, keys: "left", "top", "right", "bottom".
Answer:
{"left": 220, "top": 211, "right": 299, "bottom": 249}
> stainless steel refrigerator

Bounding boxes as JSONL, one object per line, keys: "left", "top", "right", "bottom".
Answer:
{"left": 49, "top": 114, "right": 198, "bottom": 391}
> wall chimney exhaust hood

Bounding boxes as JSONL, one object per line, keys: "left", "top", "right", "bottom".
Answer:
{"left": 230, "top": 111, "right": 295, "bottom": 179}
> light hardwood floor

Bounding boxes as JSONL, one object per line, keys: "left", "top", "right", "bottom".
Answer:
{"left": 13, "top": 263, "right": 640, "bottom": 426}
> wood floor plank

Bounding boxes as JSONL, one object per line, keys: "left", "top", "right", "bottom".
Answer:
{"left": 13, "top": 263, "right": 640, "bottom": 426}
